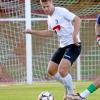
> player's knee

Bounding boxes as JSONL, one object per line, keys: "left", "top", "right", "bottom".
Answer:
{"left": 58, "top": 66, "right": 68, "bottom": 77}
{"left": 59, "top": 70, "right": 67, "bottom": 77}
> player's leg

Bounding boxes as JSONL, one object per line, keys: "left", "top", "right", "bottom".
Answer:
{"left": 58, "top": 58, "right": 74, "bottom": 100}
{"left": 80, "top": 76, "right": 100, "bottom": 98}
{"left": 59, "top": 58, "right": 73, "bottom": 94}
{"left": 71, "top": 76, "right": 100, "bottom": 100}
{"left": 58, "top": 44, "right": 81, "bottom": 100}
{"left": 47, "top": 61, "right": 59, "bottom": 81}
{"left": 47, "top": 47, "right": 65, "bottom": 83}
{"left": 47, "top": 47, "right": 73, "bottom": 100}
{"left": 94, "top": 75, "right": 100, "bottom": 88}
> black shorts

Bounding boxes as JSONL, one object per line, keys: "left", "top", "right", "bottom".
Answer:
{"left": 51, "top": 43, "right": 82, "bottom": 65}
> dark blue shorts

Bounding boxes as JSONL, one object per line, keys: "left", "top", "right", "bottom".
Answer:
{"left": 51, "top": 43, "right": 82, "bottom": 65}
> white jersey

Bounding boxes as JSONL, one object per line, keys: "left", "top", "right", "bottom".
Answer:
{"left": 47, "top": 7, "right": 81, "bottom": 48}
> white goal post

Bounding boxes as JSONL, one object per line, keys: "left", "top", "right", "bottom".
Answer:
{"left": 25, "top": 0, "right": 32, "bottom": 84}
{"left": 0, "top": 0, "right": 33, "bottom": 84}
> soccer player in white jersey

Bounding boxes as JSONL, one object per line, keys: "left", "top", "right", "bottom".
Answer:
{"left": 23, "top": 0, "right": 81, "bottom": 100}
{"left": 69, "top": 14, "right": 100, "bottom": 100}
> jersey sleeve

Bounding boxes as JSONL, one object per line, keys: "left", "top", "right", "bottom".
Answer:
{"left": 61, "top": 8, "right": 76, "bottom": 21}
{"left": 97, "top": 14, "right": 100, "bottom": 25}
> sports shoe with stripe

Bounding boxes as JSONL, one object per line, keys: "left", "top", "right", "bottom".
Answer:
{"left": 69, "top": 93, "right": 85, "bottom": 100}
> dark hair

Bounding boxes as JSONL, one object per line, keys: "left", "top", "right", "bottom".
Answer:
{"left": 40, "top": 0, "right": 52, "bottom": 2}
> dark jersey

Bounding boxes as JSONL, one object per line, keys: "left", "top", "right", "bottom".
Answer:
{"left": 97, "top": 14, "right": 100, "bottom": 25}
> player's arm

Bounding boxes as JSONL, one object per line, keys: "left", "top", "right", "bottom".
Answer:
{"left": 95, "top": 23, "right": 100, "bottom": 35}
{"left": 62, "top": 8, "right": 81, "bottom": 45}
{"left": 23, "top": 29, "right": 54, "bottom": 37}
{"left": 72, "top": 16, "right": 81, "bottom": 45}
{"left": 95, "top": 15, "right": 100, "bottom": 46}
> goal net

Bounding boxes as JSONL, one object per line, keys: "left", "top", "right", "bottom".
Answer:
{"left": 0, "top": 0, "right": 100, "bottom": 83}
{"left": 0, "top": 0, "right": 26, "bottom": 83}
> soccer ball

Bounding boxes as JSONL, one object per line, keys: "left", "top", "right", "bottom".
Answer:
{"left": 38, "top": 91, "right": 54, "bottom": 100}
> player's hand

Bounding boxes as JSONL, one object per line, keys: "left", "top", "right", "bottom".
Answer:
{"left": 96, "top": 35, "right": 100, "bottom": 47}
{"left": 23, "top": 29, "right": 33, "bottom": 34}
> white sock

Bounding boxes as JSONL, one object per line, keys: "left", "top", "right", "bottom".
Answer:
{"left": 80, "top": 89, "right": 90, "bottom": 98}
{"left": 62, "top": 73, "right": 74, "bottom": 95}
{"left": 53, "top": 72, "right": 63, "bottom": 84}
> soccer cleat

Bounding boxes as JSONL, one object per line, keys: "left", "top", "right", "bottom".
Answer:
{"left": 67, "top": 94, "right": 74, "bottom": 100}
{"left": 70, "top": 93, "right": 85, "bottom": 100}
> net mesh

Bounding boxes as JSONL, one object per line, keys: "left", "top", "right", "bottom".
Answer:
{"left": 80, "top": 19, "right": 100, "bottom": 80}
{"left": 0, "top": 21, "right": 26, "bottom": 82}
{"left": 31, "top": 0, "right": 100, "bottom": 18}
{"left": 0, "top": 0, "right": 25, "bottom": 18}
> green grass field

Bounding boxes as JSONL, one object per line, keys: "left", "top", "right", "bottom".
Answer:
{"left": 0, "top": 81, "right": 99, "bottom": 100}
